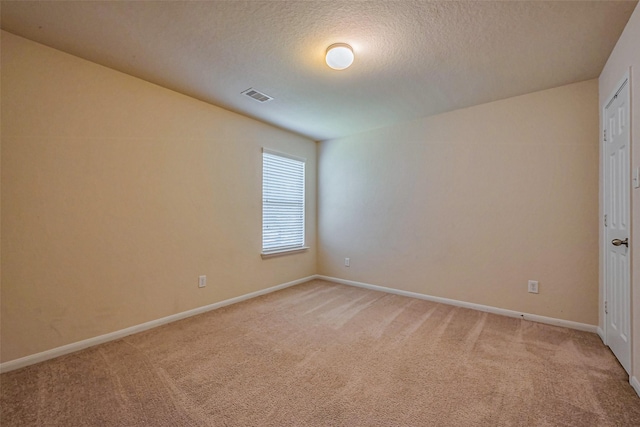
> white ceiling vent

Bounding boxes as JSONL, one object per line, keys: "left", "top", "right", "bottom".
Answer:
{"left": 241, "top": 88, "right": 273, "bottom": 103}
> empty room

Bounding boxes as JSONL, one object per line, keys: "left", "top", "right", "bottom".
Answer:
{"left": 2, "top": 0, "right": 640, "bottom": 425}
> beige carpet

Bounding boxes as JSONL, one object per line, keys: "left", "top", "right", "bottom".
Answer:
{"left": 2, "top": 279, "right": 639, "bottom": 426}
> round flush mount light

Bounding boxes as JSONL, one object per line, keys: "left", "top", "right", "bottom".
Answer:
{"left": 325, "top": 43, "right": 354, "bottom": 70}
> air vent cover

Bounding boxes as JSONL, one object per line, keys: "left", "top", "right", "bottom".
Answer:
{"left": 242, "top": 88, "right": 273, "bottom": 103}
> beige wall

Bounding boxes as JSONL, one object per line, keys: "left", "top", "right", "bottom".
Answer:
{"left": 318, "top": 79, "right": 599, "bottom": 325}
{"left": 0, "top": 20, "right": 616, "bottom": 366}
{"left": 599, "top": 3, "right": 640, "bottom": 387}
{"left": 0, "top": 31, "right": 317, "bottom": 363}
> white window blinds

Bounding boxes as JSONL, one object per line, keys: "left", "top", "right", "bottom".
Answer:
{"left": 262, "top": 149, "right": 305, "bottom": 254}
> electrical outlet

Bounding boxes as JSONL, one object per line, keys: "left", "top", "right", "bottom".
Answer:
{"left": 345, "top": 258, "right": 350, "bottom": 267}
{"left": 528, "top": 280, "right": 539, "bottom": 294}
{"left": 198, "top": 275, "right": 207, "bottom": 288}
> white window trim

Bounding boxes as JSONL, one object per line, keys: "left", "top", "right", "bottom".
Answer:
{"left": 260, "top": 246, "right": 310, "bottom": 259}
{"left": 261, "top": 148, "right": 307, "bottom": 258}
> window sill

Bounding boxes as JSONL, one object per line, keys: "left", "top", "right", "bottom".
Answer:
{"left": 261, "top": 247, "right": 309, "bottom": 259}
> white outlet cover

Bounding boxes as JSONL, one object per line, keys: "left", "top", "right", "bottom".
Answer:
{"left": 198, "top": 275, "right": 206, "bottom": 288}
{"left": 528, "top": 280, "right": 539, "bottom": 294}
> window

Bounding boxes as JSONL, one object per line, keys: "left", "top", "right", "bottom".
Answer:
{"left": 262, "top": 149, "right": 306, "bottom": 257}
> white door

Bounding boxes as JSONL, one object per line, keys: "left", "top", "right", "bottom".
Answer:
{"left": 603, "top": 76, "right": 631, "bottom": 374}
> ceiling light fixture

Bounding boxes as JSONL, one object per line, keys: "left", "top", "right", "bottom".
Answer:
{"left": 325, "top": 43, "right": 354, "bottom": 70}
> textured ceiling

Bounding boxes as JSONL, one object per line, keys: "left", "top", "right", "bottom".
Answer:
{"left": 1, "top": 1, "right": 637, "bottom": 141}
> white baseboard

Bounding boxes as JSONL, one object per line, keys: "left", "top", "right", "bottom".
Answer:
{"left": 597, "top": 327, "right": 605, "bottom": 343}
{"left": 0, "top": 275, "right": 316, "bottom": 374}
{"left": 317, "top": 275, "right": 598, "bottom": 333}
{"left": 631, "top": 376, "right": 640, "bottom": 398}
{"left": 0, "top": 274, "right": 601, "bottom": 373}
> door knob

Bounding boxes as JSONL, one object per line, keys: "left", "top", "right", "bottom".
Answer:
{"left": 612, "top": 238, "right": 629, "bottom": 247}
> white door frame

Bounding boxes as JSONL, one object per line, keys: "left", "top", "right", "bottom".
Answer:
{"left": 601, "top": 70, "right": 632, "bottom": 374}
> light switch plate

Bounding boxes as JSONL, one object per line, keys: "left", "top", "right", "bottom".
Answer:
{"left": 633, "top": 167, "right": 640, "bottom": 189}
